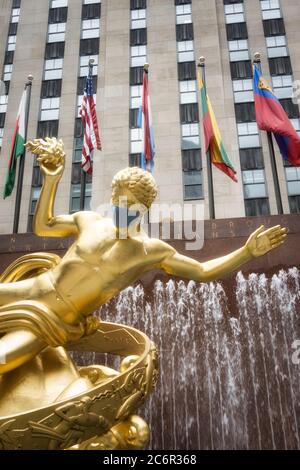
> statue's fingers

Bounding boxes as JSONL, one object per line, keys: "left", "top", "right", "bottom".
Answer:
{"left": 251, "top": 225, "right": 265, "bottom": 239}
{"left": 271, "top": 236, "right": 286, "bottom": 246}
{"left": 271, "top": 240, "right": 284, "bottom": 249}
{"left": 262, "top": 225, "right": 282, "bottom": 237}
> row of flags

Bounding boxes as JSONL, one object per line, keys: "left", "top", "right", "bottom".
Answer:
{"left": 3, "top": 60, "right": 300, "bottom": 200}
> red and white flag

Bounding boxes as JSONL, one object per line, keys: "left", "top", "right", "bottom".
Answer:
{"left": 79, "top": 71, "right": 101, "bottom": 173}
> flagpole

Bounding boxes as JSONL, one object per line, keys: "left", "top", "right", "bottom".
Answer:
{"left": 198, "top": 57, "right": 215, "bottom": 220}
{"left": 80, "top": 59, "right": 94, "bottom": 211}
{"left": 13, "top": 74, "right": 33, "bottom": 234}
{"left": 254, "top": 52, "right": 283, "bottom": 215}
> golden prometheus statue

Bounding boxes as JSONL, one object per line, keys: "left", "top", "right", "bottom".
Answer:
{"left": 0, "top": 138, "right": 286, "bottom": 450}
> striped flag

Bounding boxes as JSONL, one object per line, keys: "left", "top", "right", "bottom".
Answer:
{"left": 79, "top": 70, "right": 101, "bottom": 173}
{"left": 138, "top": 67, "right": 155, "bottom": 172}
{"left": 253, "top": 64, "right": 300, "bottom": 166}
{"left": 3, "top": 90, "right": 27, "bottom": 198}
{"left": 198, "top": 70, "right": 237, "bottom": 182}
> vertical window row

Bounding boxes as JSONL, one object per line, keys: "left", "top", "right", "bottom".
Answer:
{"left": 28, "top": 0, "right": 68, "bottom": 231}
{"left": 70, "top": 0, "right": 101, "bottom": 213}
{"left": 175, "top": 0, "right": 202, "bottom": 201}
{"left": 224, "top": 0, "right": 270, "bottom": 217}
{"left": 129, "top": 0, "right": 147, "bottom": 167}
{"left": 260, "top": 0, "right": 300, "bottom": 214}
{"left": 0, "top": 0, "right": 21, "bottom": 149}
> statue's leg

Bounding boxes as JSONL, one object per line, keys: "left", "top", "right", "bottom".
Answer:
{"left": 0, "top": 329, "right": 46, "bottom": 374}
{"left": 0, "top": 277, "right": 36, "bottom": 306}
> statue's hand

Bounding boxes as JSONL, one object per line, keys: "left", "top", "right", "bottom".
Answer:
{"left": 245, "top": 225, "right": 287, "bottom": 258}
{"left": 25, "top": 137, "right": 65, "bottom": 178}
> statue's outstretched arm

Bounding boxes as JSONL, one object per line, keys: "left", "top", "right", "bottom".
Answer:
{"left": 159, "top": 225, "right": 287, "bottom": 282}
{"left": 26, "top": 138, "right": 78, "bottom": 238}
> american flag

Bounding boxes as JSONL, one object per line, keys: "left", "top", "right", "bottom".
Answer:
{"left": 79, "top": 70, "right": 101, "bottom": 173}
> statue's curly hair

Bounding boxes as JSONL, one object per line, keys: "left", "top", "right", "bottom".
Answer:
{"left": 111, "top": 167, "right": 158, "bottom": 209}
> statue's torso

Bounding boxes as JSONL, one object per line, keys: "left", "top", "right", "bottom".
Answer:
{"left": 37, "top": 213, "right": 173, "bottom": 321}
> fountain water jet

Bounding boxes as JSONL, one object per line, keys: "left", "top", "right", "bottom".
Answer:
{"left": 73, "top": 268, "right": 300, "bottom": 450}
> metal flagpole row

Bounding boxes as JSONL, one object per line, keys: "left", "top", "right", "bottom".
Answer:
{"left": 13, "top": 74, "right": 33, "bottom": 234}
{"left": 253, "top": 52, "right": 283, "bottom": 215}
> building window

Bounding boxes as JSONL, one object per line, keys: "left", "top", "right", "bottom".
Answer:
{"left": 238, "top": 122, "right": 260, "bottom": 148}
{"left": 0, "top": 127, "right": 4, "bottom": 147}
{"left": 130, "top": 128, "right": 143, "bottom": 153}
{"left": 48, "top": 7, "right": 68, "bottom": 24}
{"left": 81, "top": 19, "right": 100, "bottom": 39}
{"left": 261, "top": 0, "right": 281, "bottom": 20}
{"left": 266, "top": 35, "right": 287, "bottom": 58}
{"left": 129, "top": 153, "right": 142, "bottom": 167}
{"left": 40, "top": 98, "right": 60, "bottom": 121}
{"left": 176, "top": 23, "right": 194, "bottom": 41}
{"left": 226, "top": 22, "right": 248, "bottom": 41}
{"left": 79, "top": 55, "right": 98, "bottom": 77}
{"left": 129, "top": 108, "right": 140, "bottom": 128}
{"left": 272, "top": 75, "right": 292, "bottom": 99}
{"left": 285, "top": 167, "right": 300, "bottom": 199}
{"left": 11, "top": 8, "right": 20, "bottom": 23}
{"left": 0, "top": 95, "right": 8, "bottom": 113}
{"left": 51, "top": 0, "right": 68, "bottom": 7}
{"left": 235, "top": 102, "right": 256, "bottom": 122}
{"left": 82, "top": 3, "right": 101, "bottom": 20}
{"left": 131, "top": 0, "right": 146, "bottom": 9}
{"left": 45, "top": 41, "right": 65, "bottom": 59}
{"left": 3, "top": 64, "right": 13, "bottom": 81}
{"left": 4, "top": 51, "right": 14, "bottom": 64}
{"left": 178, "top": 40, "right": 194, "bottom": 63}
{"left": 70, "top": 183, "right": 92, "bottom": 212}
{"left": 279, "top": 99, "right": 300, "bottom": 119}
{"left": 243, "top": 169, "right": 267, "bottom": 198}
{"left": 77, "top": 76, "right": 97, "bottom": 95}
{"left": 37, "top": 120, "right": 59, "bottom": 138}
{"left": 240, "top": 148, "right": 265, "bottom": 170}
{"left": 8, "top": 22, "right": 18, "bottom": 35}
{"left": 245, "top": 198, "right": 270, "bottom": 216}
{"left": 130, "top": 85, "right": 142, "bottom": 108}
{"left": 131, "top": 9, "right": 146, "bottom": 29}
{"left": 12, "top": 0, "right": 21, "bottom": 7}
{"left": 130, "top": 45, "right": 146, "bottom": 67}
{"left": 48, "top": 23, "right": 66, "bottom": 43}
{"left": 175, "top": 0, "right": 192, "bottom": 4}
{"left": 230, "top": 60, "right": 252, "bottom": 80}
{"left": 7, "top": 35, "right": 17, "bottom": 52}
{"left": 180, "top": 103, "right": 199, "bottom": 124}
{"left": 181, "top": 123, "right": 200, "bottom": 149}
{"left": 130, "top": 66, "right": 143, "bottom": 85}
{"left": 41, "top": 79, "right": 62, "bottom": 98}
{"left": 178, "top": 61, "right": 196, "bottom": 81}
{"left": 176, "top": 4, "right": 192, "bottom": 25}
{"left": 80, "top": 38, "right": 99, "bottom": 55}
{"left": 44, "top": 58, "right": 63, "bottom": 80}
{"left": 83, "top": 0, "right": 100, "bottom": 4}
{"left": 179, "top": 80, "right": 197, "bottom": 104}
{"left": 183, "top": 171, "right": 203, "bottom": 200}
{"left": 263, "top": 18, "right": 285, "bottom": 36}
{"left": 182, "top": 149, "right": 203, "bottom": 200}
{"left": 130, "top": 28, "right": 147, "bottom": 46}
{"left": 225, "top": 3, "right": 244, "bottom": 24}
{"left": 229, "top": 39, "right": 249, "bottom": 62}
{"left": 28, "top": 187, "right": 42, "bottom": 232}
{"left": 233, "top": 79, "right": 254, "bottom": 103}
{"left": 269, "top": 56, "right": 292, "bottom": 75}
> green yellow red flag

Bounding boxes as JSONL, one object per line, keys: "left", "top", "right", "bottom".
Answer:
{"left": 198, "top": 70, "right": 237, "bottom": 182}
